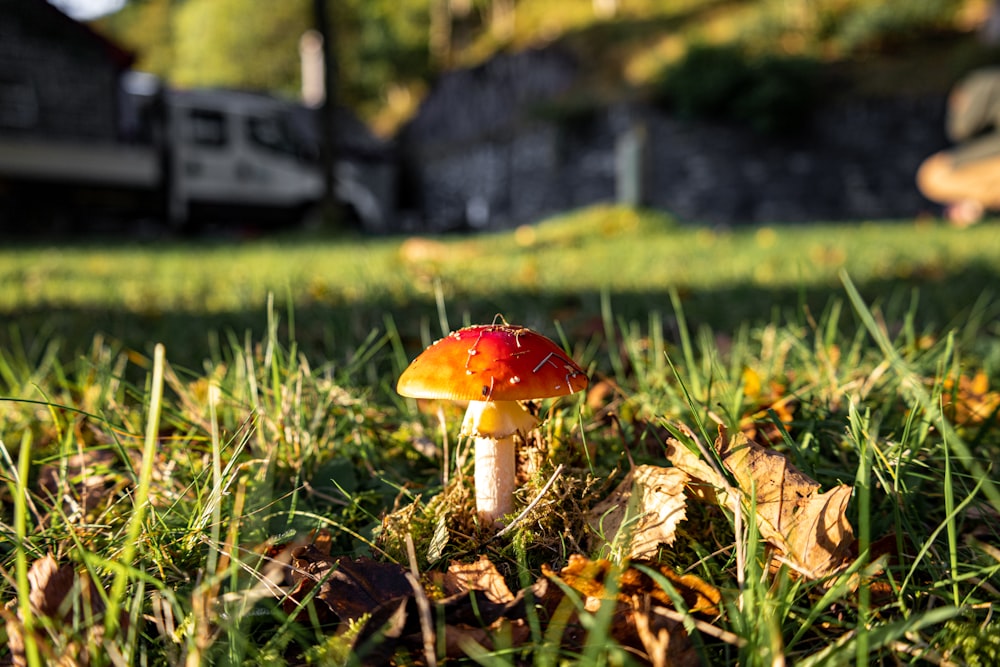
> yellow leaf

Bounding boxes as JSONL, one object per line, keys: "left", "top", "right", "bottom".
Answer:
{"left": 742, "top": 366, "right": 762, "bottom": 399}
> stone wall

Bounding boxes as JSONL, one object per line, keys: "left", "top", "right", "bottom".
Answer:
{"left": 398, "top": 47, "right": 951, "bottom": 230}
{"left": 640, "top": 95, "right": 947, "bottom": 224}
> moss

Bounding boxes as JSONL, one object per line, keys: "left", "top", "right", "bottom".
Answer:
{"left": 939, "top": 617, "right": 1000, "bottom": 666}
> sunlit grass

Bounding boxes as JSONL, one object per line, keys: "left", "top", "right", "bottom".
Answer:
{"left": 1, "top": 206, "right": 997, "bottom": 313}
{"left": 2, "top": 207, "right": 999, "bottom": 664}
{"left": 3, "top": 206, "right": 998, "bottom": 377}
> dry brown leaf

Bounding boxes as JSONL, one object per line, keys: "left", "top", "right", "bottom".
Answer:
{"left": 346, "top": 565, "right": 536, "bottom": 664}
{"left": 37, "top": 448, "right": 125, "bottom": 519}
{"left": 4, "top": 554, "right": 117, "bottom": 667}
{"left": 542, "top": 555, "right": 708, "bottom": 667}
{"left": 740, "top": 367, "right": 797, "bottom": 444}
{"left": 666, "top": 425, "right": 855, "bottom": 580}
{"left": 717, "top": 426, "right": 855, "bottom": 579}
{"left": 588, "top": 465, "right": 689, "bottom": 560}
{"left": 283, "top": 547, "right": 413, "bottom": 624}
{"left": 663, "top": 431, "right": 728, "bottom": 505}
{"left": 631, "top": 595, "right": 698, "bottom": 667}
{"left": 740, "top": 394, "right": 796, "bottom": 447}
{"left": 619, "top": 564, "right": 722, "bottom": 617}
{"left": 278, "top": 541, "right": 535, "bottom": 663}
{"left": 273, "top": 532, "right": 720, "bottom": 666}
{"left": 438, "top": 555, "right": 515, "bottom": 605}
{"left": 547, "top": 555, "right": 720, "bottom": 617}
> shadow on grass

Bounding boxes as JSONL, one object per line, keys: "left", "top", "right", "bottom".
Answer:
{"left": 2, "top": 261, "right": 996, "bottom": 383}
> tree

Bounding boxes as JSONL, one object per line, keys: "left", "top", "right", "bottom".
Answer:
{"left": 95, "top": 0, "right": 435, "bottom": 118}
{"left": 171, "top": 0, "right": 310, "bottom": 95}
{"left": 93, "top": 0, "right": 175, "bottom": 80}
{"left": 335, "top": 0, "right": 431, "bottom": 115}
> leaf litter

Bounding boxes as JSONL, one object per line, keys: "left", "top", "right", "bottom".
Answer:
{"left": 1, "top": 340, "right": 885, "bottom": 665}
{"left": 3, "top": 554, "right": 125, "bottom": 667}
{"left": 264, "top": 415, "right": 862, "bottom": 663}
{"left": 666, "top": 423, "right": 856, "bottom": 581}
{"left": 5, "top": 403, "right": 868, "bottom": 665}
{"left": 277, "top": 534, "right": 723, "bottom": 666}
{"left": 7, "top": 416, "right": 861, "bottom": 664}
{"left": 587, "top": 465, "right": 688, "bottom": 560}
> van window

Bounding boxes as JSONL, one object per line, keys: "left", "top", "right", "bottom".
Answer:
{"left": 247, "top": 115, "right": 298, "bottom": 157}
{"left": 188, "top": 109, "right": 227, "bottom": 147}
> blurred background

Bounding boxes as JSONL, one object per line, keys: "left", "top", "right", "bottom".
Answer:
{"left": 4, "top": 0, "right": 1000, "bottom": 237}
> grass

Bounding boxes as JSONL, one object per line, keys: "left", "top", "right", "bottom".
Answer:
{"left": 2, "top": 205, "right": 999, "bottom": 366}
{"left": 1, "top": 206, "right": 1000, "bottom": 665}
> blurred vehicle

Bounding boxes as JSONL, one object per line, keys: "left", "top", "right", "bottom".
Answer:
{"left": 0, "top": 0, "right": 388, "bottom": 234}
{"left": 0, "top": 83, "right": 385, "bottom": 233}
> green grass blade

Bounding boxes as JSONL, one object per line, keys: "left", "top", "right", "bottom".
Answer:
{"left": 797, "top": 605, "right": 963, "bottom": 667}
{"left": 11, "top": 433, "right": 42, "bottom": 667}
{"left": 848, "top": 400, "right": 873, "bottom": 665}
{"left": 840, "top": 270, "right": 1000, "bottom": 514}
{"left": 105, "top": 342, "right": 166, "bottom": 644}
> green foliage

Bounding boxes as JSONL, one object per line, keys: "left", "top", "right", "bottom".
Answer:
{"left": 657, "top": 45, "right": 752, "bottom": 121}
{"left": 828, "top": 0, "right": 961, "bottom": 53}
{"left": 171, "top": 0, "right": 310, "bottom": 95}
{"left": 91, "top": 0, "right": 987, "bottom": 126}
{"left": 336, "top": 0, "right": 432, "bottom": 113}
{"left": 656, "top": 44, "right": 824, "bottom": 135}
{"left": 96, "top": 0, "right": 434, "bottom": 113}
{"left": 95, "top": 0, "right": 175, "bottom": 80}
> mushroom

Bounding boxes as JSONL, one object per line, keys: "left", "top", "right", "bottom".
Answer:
{"left": 396, "top": 322, "right": 588, "bottom": 526}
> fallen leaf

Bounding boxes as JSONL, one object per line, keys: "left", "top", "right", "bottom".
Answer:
{"left": 438, "top": 555, "right": 515, "bottom": 604}
{"left": 274, "top": 539, "right": 721, "bottom": 665}
{"left": 740, "top": 367, "right": 797, "bottom": 446}
{"left": 662, "top": 427, "right": 729, "bottom": 505}
{"left": 742, "top": 366, "right": 763, "bottom": 400}
{"left": 619, "top": 563, "right": 722, "bottom": 617}
{"left": 283, "top": 547, "right": 413, "bottom": 624}
{"left": 542, "top": 555, "right": 709, "bottom": 667}
{"left": 4, "top": 554, "right": 119, "bottom": 667}
{"left": 741, "top": 395, "right": 796, "bottom": 447}
{"left": 278, "top": 540, "right": 537, "bottom": 663}
{"left": 37, "top": 448, "right": 125, "bottom": 519}
{"left": 717, "top": 426, "right": 855, "bottom": 579}
{"left": 943, "top": 370, "right": 1000, "bottom": 426}
{"left": 666, "top": 425, "right": 855, "bottom": 580}
{"left": 588, "top": 465, "right": 689, "bottom": 560}
{"left": 347, "top": 563, "right": 535, "bottom": 664}
{"left": 548, "top": 555, "right": 720, "bottom": 617}
{"left": 632, "top": 595, "right": 695, "bottom": 667}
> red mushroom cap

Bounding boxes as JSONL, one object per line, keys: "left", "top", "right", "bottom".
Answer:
{"left": 397, "top": 323, "right": 588, "bottom": 402}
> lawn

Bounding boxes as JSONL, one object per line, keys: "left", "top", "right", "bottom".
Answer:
{"left": 2, "top": 206, "right": 1000, "bottom": 665}
{"left": 2, "top": 206, "right": 998, "bottom": 366}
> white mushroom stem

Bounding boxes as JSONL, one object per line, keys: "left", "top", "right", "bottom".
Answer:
{"left": 461, "top": 400, "right": 538, "bottom": 526}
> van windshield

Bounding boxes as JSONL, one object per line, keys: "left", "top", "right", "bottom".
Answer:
{"left": 246, "top": 115, "right": 300, "bottom": 158}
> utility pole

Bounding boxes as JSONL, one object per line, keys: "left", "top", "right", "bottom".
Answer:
{"left": 311, "top": 0, "right": 339, "bottom": 223}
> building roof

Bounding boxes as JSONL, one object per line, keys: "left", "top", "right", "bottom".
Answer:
{"left": 12, "top": 0, "right": 135, "bottom": 69}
